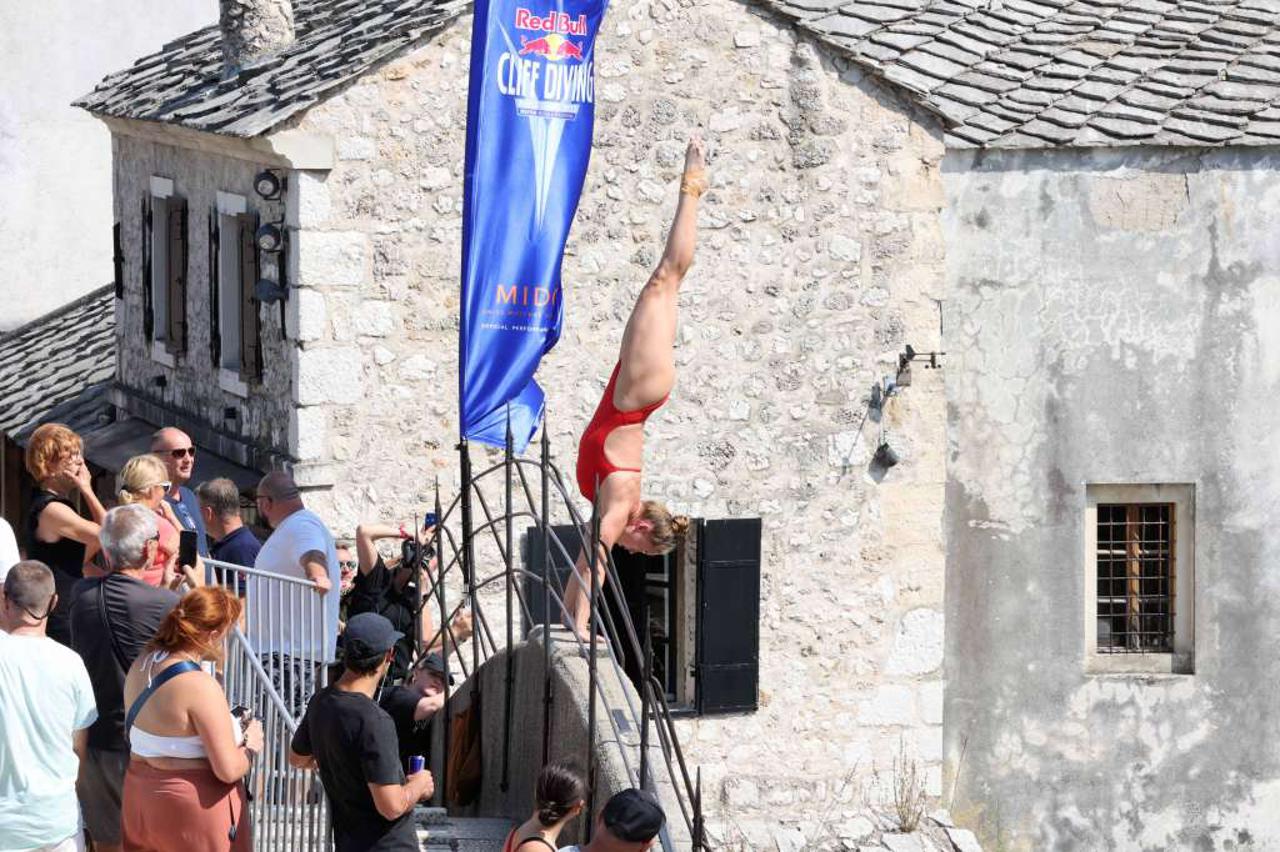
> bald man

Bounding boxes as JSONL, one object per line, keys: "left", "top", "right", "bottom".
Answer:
{"left": 150, "top": 426, "right": 209, "bottom": 557}
{"left": 252, "top": 471, "right": 340, "bottom": 717}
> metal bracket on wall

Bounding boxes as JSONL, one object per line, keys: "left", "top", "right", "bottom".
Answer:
{"left": 896, "top": 344, "right": 945, "bottom": 388}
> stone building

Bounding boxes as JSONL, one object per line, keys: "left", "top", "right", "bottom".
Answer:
{"left": 70, "top": 0, "right": 1280, "bottom": 848}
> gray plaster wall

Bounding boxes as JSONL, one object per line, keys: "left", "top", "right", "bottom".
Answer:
{"left": 0, "top": 0, "right": 215, "bottom": 330}
{"left": 942, "top": 147, "right": 1280, "bottom": 851}
{"left": 112, "top": 135, "right": 293, "bottom": 457}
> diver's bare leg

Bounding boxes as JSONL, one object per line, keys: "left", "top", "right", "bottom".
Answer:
{"left": 613, "top": 136, "right": 707, "bottom": 411}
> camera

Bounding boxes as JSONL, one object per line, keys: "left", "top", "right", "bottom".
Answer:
{"left": 231, "top": 704, "right": 254, "bottom": 733}
{"left": 401, "top": 538, "right": 436, "bottom": 568}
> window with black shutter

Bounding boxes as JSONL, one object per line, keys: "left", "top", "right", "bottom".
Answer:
{"left": 237, "top": 213, "right": 262, "bottom": 381}
{"left": 142, "top": 196, "right": 153, "bottom": 341}
{"left": 208, "top": 209, "right": 220, "bottom": 367}
{"left": 695, "top": 517, "right": 761, "bottom": 715}
{"left": 165, "top": 197, "right": 189, "bottom": 355}
{"left": 524, "top": 516, "right": 762, "bottom": 717}
{"left": 113, "top": 222, "right": 124, "bottom": 300}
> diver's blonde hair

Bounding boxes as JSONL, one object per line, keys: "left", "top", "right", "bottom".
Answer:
{"left": 640, "top": 500, "right": 690, "bottom": 554}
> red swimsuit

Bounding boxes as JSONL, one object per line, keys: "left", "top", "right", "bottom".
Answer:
{"left": 577, "top": 363, "right": 669, "bottom": 502}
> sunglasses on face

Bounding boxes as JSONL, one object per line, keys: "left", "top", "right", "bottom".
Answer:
{"left": 339, "top": 560, "right": 358, "bottom": 571}
{"left": 168, "top": 447, "right": 196, "bottom": 459}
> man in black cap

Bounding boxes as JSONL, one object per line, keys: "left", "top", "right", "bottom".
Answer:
{"left": 560, "top": 788, "right": 666, "bottom": 852}
{"left": 289, "top": 612, "right": 434, "bottom": 851}
{"left": 378, "top": 651, "right": 452, "bottom": 765}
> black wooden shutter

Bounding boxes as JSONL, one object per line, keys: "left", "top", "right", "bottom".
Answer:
{"left": 696, "top": 517, "right": 761, "bottom": 715}
{"left": 523, "top": 523, "right": 583, "bottom": 636}
{"left": 166, "top": 197, "right": 188, "bottom": 354}
{"left": 238, "top": 213, "right": 262, "bottom": 379}
{"left": 208, "top": 209, "right": 221, "bottom": 367}
{"left": 112, "top": 222, "right": 124, "bottom": 299}
{"left": 142, "top": 196, "right": 153, "bottom": 341}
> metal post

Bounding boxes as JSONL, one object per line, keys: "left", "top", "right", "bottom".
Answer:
{"left": 414, "top": 512, "right": 423, "bottom": 660}
{"left": 585, "top": 477, "right": 601, "bottom": 842}
{"left": 540, "top": 426, "right": 553, "bottom": 765}
{"left": 459, "top": 440, "right": 479, "bottom": 678}
{"left": 639, "top": 619, "right": 652, "bottom": 790}
{"left": 435, "top": 480, "right": 450, "bottom": 809}
{"left": 501, "top": 413, "right": 515, "bottom": 792}
{"left": 693, "top": 766, "right": 704, "bottom": 851}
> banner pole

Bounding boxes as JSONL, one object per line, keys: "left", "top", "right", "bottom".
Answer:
{"left": 459, "top": 441, "right": 480, "bottom": 677}
{"left": 501, "top": 412, "right": 515, "bottom": 792}
{"left": 540, "top": 423, "right": 553, "bottom": 766}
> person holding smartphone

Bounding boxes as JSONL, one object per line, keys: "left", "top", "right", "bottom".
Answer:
{"left": 151, "top": 427, "right": 210, "bottom": 558}
{"left": 289, "top": 613, "right": 433, "bottom": 851}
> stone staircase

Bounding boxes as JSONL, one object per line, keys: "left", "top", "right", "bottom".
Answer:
{"left": 416, "top": 806, "right": 516, "bottom": 851}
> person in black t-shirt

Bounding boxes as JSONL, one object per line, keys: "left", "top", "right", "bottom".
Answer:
{"left": 290, "top": 613, "right": 434, "bottom": 852}
{"left": 378, "top": 652, "right": 452, "bottom": 764}
{"left": 69, "top": 505, "right": 181, "bottom": 851}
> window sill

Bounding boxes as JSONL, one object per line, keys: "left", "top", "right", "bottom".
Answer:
{"left": 219, "top": 368, "right": 249, "bottom": 399}
{"left": 1086, "top": 653, "right": 1194, "bottom": 677}
{"left": 150, "top": 341, "right": 176, "bottom": 368}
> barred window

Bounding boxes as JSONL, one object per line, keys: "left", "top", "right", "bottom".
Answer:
{"left": 1086, "top": 485, "right": 1194, "bottom": 675}
{"left": 1096, "top": 503, "right": 1174, "bottom": 654}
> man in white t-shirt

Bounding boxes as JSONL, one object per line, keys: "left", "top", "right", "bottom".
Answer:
{"left": 0, "top": 561, "right": 98, "bottom": 852}
{"left": 0, "top": 517, "right": 20, "bottom": 585}
{"left": 252, "top": 471, "right": 340, "bottom": 717}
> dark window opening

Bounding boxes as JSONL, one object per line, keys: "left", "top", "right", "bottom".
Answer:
{"left": 1096, "top": 503, "right": 1175, "bottom": 654}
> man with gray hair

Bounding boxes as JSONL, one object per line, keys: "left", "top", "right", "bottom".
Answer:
{"left": 68, "top": 505, "right": 180, "bottom": 852}
{"left": 196, "top": 478, "right": 260, "bottom": 582}
{"left": 0, "top": 561, "right": 98, "bottom": 852}
{"left": 253, "top": 470, "right": 340, "bottom": 717}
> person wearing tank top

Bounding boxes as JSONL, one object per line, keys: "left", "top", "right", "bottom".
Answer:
{"left": 566, "top": 137, "right": 706, "bottom": 640}
{"left": 23, "top": 424, "right": 107, "bottom": 646}
{"left": 502, "top": 761, "right": 587, "bottom": 852}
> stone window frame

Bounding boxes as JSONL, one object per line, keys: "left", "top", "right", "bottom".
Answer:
{"left": 148, "top": 176, "right": 176, "bottom": 368}
{"left": 215, "top": 191, "right": 250, "bottom": 399}
{"left": 1084, "top": 483, "right": 1195, "bottom": 676}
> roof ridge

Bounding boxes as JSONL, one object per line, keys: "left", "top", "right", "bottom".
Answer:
{"left": 0, "top": 283, "right": 115, "bottom": 345}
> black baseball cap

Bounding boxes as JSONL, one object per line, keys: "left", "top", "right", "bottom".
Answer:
{"left": 601, "top": 789, "right": 665, "bottom": 842}
{"left": 417, "top": 651, "right": 455, "bottom": 685}
{"left": 344, "top": 613, "right": 403, "bottom": 659}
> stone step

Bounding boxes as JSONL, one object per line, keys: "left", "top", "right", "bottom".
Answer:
{"left": 416, "top": 807, "right": 516, "bottom": 852}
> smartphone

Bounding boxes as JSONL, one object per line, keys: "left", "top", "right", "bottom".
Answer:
{"left": 424, "top": 512, "right": 438, "bottom": 528}
{"left": 178, "top": 529, "right": 199, "bottom": 568}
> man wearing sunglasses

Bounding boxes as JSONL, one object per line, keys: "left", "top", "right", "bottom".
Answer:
{"left": 150, "top": 427, "right": 209, "bottom": 558}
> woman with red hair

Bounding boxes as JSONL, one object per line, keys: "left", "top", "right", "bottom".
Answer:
{"left": 120, "top": 587, "right": 264, "bottom": 851}
{"left": 24, "top": 422, "right": 107, "bottom": 645}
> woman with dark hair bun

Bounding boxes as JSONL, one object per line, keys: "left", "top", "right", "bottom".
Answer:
{"left": 503, "top": 761, "right": 588, "bottom": 851}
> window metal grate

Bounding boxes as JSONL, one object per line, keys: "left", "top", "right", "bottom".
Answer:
{"left": 1097, "top": 503, "right": 1175, "bottom": 654}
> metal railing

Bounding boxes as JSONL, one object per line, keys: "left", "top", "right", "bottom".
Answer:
{"left": 207, "top": 558, "right": 333, "bottom": 851}
{"left": 419, "top": 424, "right": 711, "bottom": 851}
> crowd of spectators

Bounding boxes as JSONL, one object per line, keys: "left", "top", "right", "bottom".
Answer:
{"left": 0, "top": 420, "right": 664, "bottom": 852}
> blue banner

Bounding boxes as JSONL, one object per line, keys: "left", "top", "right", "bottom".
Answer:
{"left": 459, "top": 0, "right": 609, "bottom": 451}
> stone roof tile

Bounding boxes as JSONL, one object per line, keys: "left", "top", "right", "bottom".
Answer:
{"left": 762, "top": 0, "right": 1280, "bottom": 146}
{"left": 0, "top": 286, "right": 116, "bottom": 438}
{"left": 75, "top": 0, "right": 467, "bottom": 138}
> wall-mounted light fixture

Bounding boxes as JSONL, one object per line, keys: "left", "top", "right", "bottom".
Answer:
{"left": 255, "top": 221, "right": 284, "bottom": 253}
{"left": 255, "top": 278, "right": 288, "bottom": 304}
{"left": 254, "top": 169, "right": 285, "bottom": 201}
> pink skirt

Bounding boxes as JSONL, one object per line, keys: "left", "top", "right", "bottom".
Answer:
{"left": 121, "top": 759, "right": 251, "bottom": 852}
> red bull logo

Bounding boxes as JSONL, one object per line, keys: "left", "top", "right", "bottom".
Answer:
{"left": 519, "top": 33, "right": 584, "bottom": 62}
{"left": 514, "top": 8, "right": 588, "bottom": 36}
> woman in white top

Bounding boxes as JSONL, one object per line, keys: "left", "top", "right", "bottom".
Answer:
{"left": 120, "top": 587, "right": 264, "bottom": 851}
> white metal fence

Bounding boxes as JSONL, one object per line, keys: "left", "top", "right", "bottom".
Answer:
{"left": 207, "top": 557, "right": 332, "bottom": 851}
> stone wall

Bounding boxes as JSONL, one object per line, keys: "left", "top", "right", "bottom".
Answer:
{"left": 282, "top": 0, "right": 950, "bottom": 847}
{"left": 942, "top": 147, "right": 1280, "bottom": 851}
{"left": 112, "top": 135, "right": 293, "bottom": 457}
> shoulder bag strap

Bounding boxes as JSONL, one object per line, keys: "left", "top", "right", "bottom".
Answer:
{"left": 97, "top": 581, "right": 132, "bottom": 672}
{"left": 124, "top": 660, "right": 202, "bottom": 733}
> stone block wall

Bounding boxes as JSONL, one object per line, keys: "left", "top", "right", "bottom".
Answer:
{"left": 285, "top": 0, "right": 950, "bottom": 847}
{"left": 112, "top": 134, "right": 293, "bottom": 458}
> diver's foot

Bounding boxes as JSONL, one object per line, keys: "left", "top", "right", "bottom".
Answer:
{"left": 681, "top": 135, "right": 708, "bottom": 198}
